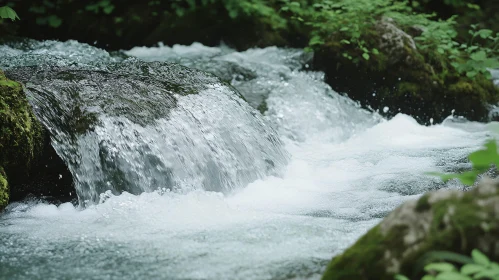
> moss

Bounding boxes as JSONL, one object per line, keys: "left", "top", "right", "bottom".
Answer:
{"left": 415, "top": 193, "right": 431, "bottom": 212}
{"left": 257, "top": 100, "right": 268, "bottom": 114}
{"left": 322, "top": 225, "right": 386, "bottom": 280}
{"left": 322, "top": 182, "right": 499, "bottom": 280}
{"left": 0, "top": 167, "right": 7, "bottom": 211}
{"left": 322, "top": 224, "right": 410, "bottom": 280}
{"left": 0, "top": 70, "right": 45, "bottom": 209}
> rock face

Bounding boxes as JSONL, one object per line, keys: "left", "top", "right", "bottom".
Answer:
{"left": 322, "top": 179, "right": 499, "bottom": 280}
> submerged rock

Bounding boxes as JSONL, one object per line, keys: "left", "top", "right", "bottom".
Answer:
{"left": 322, "top": 178, "right": 499, "bottom": 280}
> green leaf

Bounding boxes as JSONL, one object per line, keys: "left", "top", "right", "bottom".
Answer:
{"left": 309, "top": 35, "right": 325, "bottom": 46}
{"left": 466, "top": 70, "right": 478, "bottom": 78}
{"left": 394, "top": 275, "right": 410, "bottom": 280}
{"left": 372, "top": 48, "right": 379, "bottom": 55}
{"left": 437, "top": 48, "right": 445, "bottom": 54}
{"left": 471, "top": 249, "right": 490, "bottom": 267}
{"left": 473, "top": 270, "right": 499, "bottom": 279}
{"left": 435, "top": 272, "right": 472, "bottom": 280}
{"left": 0, "top": 6, "right": 20, "bottom": 21}
{"left": 476, "top": 29, "right": 493, "bottom": 39}
{"left": 468, "top": 140, "right": 499, "bottom": 169}
{"left": 362, "top": 53, "right": 370, "bottom": 60}
{"left": 425, "top": 263, "right": 456, "bottom": 273}
{"left": 461, "top": 264, "right": 484, "bottom": 275}
{"left": 470, "top": 51, "right": 487, "bottom": 61}
{"left": 103, "top": 5, "right": 115, "bottom": 14}
{"left": 47, "top": 15, "right": 62, "bottom": 28}
{"left": 422, "top": 276, "right": 436, "bottom": 280}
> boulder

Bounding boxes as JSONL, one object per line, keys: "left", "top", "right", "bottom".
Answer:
{"left": 375, "top": 18, "right": 416, "bottom": 65}
{"left": 322, "top": 178, "right": 499, "bottom": 280}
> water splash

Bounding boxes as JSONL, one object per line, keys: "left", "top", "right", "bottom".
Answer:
{"left": 3, "top": 42, "right": 288, "bottom": 204}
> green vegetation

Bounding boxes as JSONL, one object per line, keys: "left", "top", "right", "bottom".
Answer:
{"left": 430, "top": 139, "right": 499, "bottom": 185}
{"left": 279, "top": 0, "right": 498, "bottom": 79}
{"left": 395, "top": 249, "right": 499, "bottom": 280}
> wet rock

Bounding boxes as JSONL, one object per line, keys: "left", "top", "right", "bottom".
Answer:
{"left": 322, "top": 178, "right": 499, "bottom": 280}
{"left": 375, "top": 18, "right": 416, "bottom": 65}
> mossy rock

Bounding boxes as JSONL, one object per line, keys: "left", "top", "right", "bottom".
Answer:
{"left": 322, "top": 179, "right": 499, "bottom": 280}
{"left": 0, "top": 70, "right": 48, "bottom": 210}
{"left": 0, "top": 167, "right": 7, "bottom": 211}
{"left": 313, "top": 21, "right": 499, "bottom": 124}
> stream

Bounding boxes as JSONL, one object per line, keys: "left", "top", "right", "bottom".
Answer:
{"left": 0, "top": 40, "right": 496, "bottom": 280}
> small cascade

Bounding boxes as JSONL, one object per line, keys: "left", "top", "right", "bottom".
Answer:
{"left": 2, "top": 41, "right": 288, "bottom": 204}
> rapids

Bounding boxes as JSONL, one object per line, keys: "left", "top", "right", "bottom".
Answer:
{"left": 0, "top": 40, "right": 495, "bottom": 279}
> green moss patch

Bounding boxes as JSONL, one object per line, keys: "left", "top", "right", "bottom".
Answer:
{"left": 0, "top": 70, "right": 45, "bottom": 210}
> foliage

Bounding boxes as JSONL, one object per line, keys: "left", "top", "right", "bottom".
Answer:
{"left": 281, "top": 0, "right": 413, "bottom": 61}
{"left": 0, "top": 5, "right": 19, "bottom": 21}
{"left": 395, "top": 249, "right": 499, "bottom": 280}
{"left": 429, "top": 139, "right": 498, "bottom": 186}
{"left": 281, "top": 0, "right": 498, "bottom": 79}
{"left": 165, "top": 0, "right": 287, "bottom": 30}
{"left": 450, "top": 25, "right": 499, "bottom": 79}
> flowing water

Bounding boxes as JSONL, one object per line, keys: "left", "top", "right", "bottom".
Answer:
{"left": 0, "top": 40, "right": 496, "bottom": 279}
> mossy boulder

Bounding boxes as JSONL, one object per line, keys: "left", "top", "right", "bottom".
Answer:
{"left": 313, "top": 20, "right": 499, "bottom": 124}
{"left": 0, "top": 70, "right": 75, "bottom": 210}
{"left": 0, "top": 71, "right": 45, "bottom": 210}
{"left": 322, "top": 178, "right": 499, "bottom": 280}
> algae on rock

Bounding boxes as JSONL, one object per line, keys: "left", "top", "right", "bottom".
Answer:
{"left": 322, "top": 178, "right": 499, "bottom": 280}
{"left": 0, "top": 70, "right": 45, "bottom": 210}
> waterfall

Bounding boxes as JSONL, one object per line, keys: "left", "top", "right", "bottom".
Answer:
{"left": 2, "top": 40, "right": 288, "bottom": 204}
